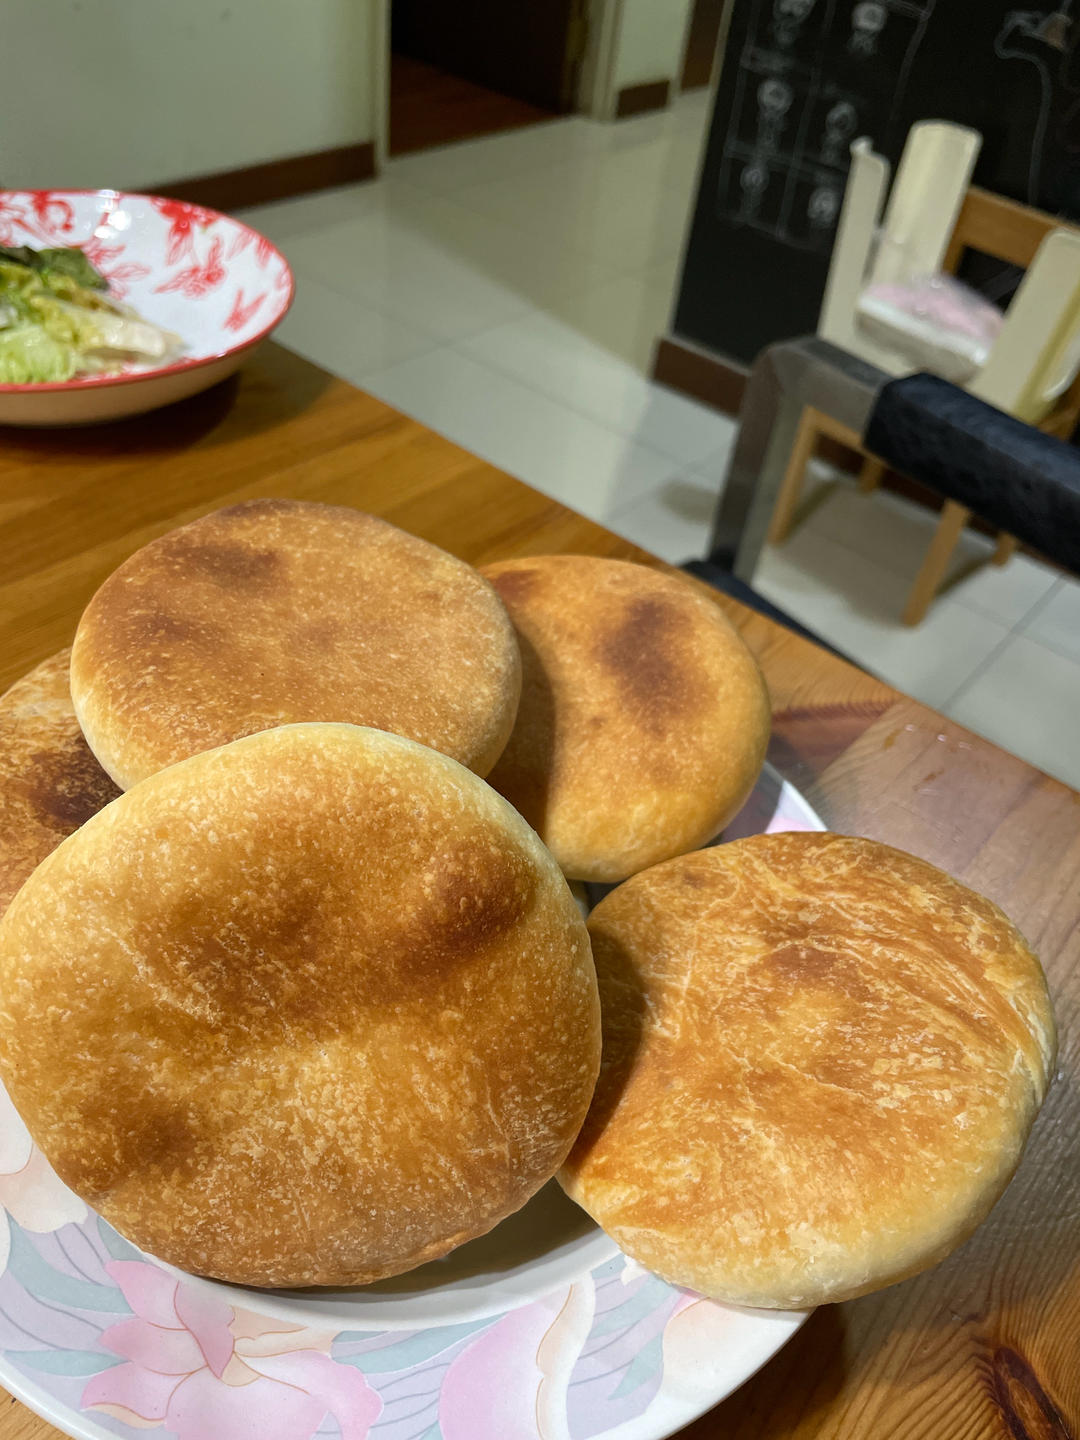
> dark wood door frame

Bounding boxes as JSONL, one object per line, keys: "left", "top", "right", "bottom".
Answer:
{"left": 681, "top": 0, "right": 725, "bottom": 89}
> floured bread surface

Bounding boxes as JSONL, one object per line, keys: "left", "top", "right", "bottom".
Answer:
{"left": 0, "top": 650, "right": 119, "bottom": 915}
{"left": 480, "top": 556, "right": 770, "bottom": 883}
{"left": 71, "top": 499, "right": 521, "bottom": 788}
{"left": 561, "top": 833, "right": 1056, "bottom": 1308}
{"left": 0, "top": 723, "right": 600, "bottom": 1287}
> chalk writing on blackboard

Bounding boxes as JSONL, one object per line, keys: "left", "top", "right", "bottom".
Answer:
{"left": 995, "top": 5, "right": 1075, "bottom": 204}
{"left": 716, "top": 0, "right": 939, "bottom": 251}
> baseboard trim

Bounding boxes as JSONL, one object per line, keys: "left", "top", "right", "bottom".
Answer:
{"left": 653, "top": 334, "right": 883, "bottom": 473}
{"left": 615, "top": 80, "right": 671, "bottom": 118}
{"left": 652, "top": 334, "right": 748, "bottom": 414}
{"left": 152, "top": 141, "right": 377, "bottom": 212}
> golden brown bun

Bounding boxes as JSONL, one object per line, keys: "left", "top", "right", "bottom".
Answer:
{"left": 561, "top": 833, "right": 1056, "bottom": 1309}
{"left": 0, "top": 723, "right": 600, "bottom": 1287}
{"left": 71, "top": 499, "right": 521, "bottom": 789}
{"left": 0, "top": 651, "right": 119, "bottom": 915}
{"left": 480, "top": 556, "right": 770, "bottom": 882}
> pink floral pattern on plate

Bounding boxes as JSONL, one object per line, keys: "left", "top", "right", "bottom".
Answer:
{"left": 77, "top": 237, "right": 152, "bottom": 302}
{"left": 0, "top": 1089, "right": 86, "bottom": 1276}
{"left": 153, "top": 236, "right": 227, "bottom": 300}
{"left": 149, "top": 199, "right": 217, "bottom": 266}
{"left": 84, "top": 1262, "right": 381, "bottom": 1440}
{"left": 0, "top": 764, "right": 818, "bottom": 1440}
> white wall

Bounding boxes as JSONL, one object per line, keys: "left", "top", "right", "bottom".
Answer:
{"left": 2, "top": 0, "right": 376, "bottom": 191}
{"left": 610, "top": 0, "right": 695, "bottom": 90}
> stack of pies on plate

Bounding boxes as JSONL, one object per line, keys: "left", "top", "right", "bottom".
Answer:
{"left": 0, "top": 499, "right": 1055, "bottom": 1303}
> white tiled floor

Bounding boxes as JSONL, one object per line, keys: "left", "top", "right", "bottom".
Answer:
{"left": 238, "top": 91, "right": 1080, "bottom": 791}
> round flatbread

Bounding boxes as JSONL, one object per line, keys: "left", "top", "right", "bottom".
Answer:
{"left": 0, "top": 723, "right": 600, "bottom": 1287}
{"left": 561, "top": 832, "right": 1056, "bottom": 1308}
{"left": 0, "top": 650, "right": 119, "bottom": 915}
{"left": 481, "top": 555, "right": 770, "bottom": 882}
{"left": 71, "top": 499, "right": 521, "bottom": 789}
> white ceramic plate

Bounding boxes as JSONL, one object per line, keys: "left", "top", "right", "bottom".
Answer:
{"left": 0, "top": 762, "right": 821, "bottom": 1440}
{"left": 0, "top": 190, "right": 293, "bottom": 426}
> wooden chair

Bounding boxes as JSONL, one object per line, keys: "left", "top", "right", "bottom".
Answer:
{"left": 771, "top": 133, "right": 1080, "bottom": 624}
{"left": 818, "top": 124, "right": 982, "bottom": 362}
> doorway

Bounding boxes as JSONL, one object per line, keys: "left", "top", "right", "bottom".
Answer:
{"left": 389, "top": 0, "right": 586, "bottom": 157}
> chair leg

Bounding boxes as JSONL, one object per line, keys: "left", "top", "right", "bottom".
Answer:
{"left": 992, "top": 532, "right": 1018, "bottom": 566}
{"left": 857, "top": 455, "right": 886, "bottom": 494}
{"left": 768, "top": 408, "right": 821, "bottom": 544}
{"left": 903, "top": 501, "right": 971, "bottom": 626}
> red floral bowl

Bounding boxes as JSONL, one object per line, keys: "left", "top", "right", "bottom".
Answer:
{"left": 0, "top": 190, "right": 293, "bottom": 426}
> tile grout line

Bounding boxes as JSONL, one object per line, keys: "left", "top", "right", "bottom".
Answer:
{"left": 278, "top": 293, "right": 453, "bottom": 363}
{"left": 937, "top": 578, "right": 1065, "bottom": 711}
{"left": 1005, "top": 576, "right": 1080, "bottom": 669}
{"left": 279, "top": 211, "right": 634, "bottom": 347}
{"left": 276, "top": 262, "right": 462, "bottom": 351}
{"left": 355, "top": 340, "right": 701, "bottom": 516}
{"left": 421, "top": 148, "right": 700, "bottom": 279}
{"left": 937, "top": 571, "right": 1063, "bottom": 630}
{"left": 998, "top": 611, "right": 1080, "bottom": 670}
{"left": 937, "top": 630, "right": 1018, "bottom": 713}
{"left": 430, "top": 315, "right": 729, "bottom": 468}
{"left": 603, "top": 465, "right": 720, "bottom": 540}
{"left": 1014, "top": 575, "right": 1064, "bottom": 635}
{"left": 793, "top": 493, "right": 1067, "bottom": 636}
{"left": 994, "top": 571, "right": 1063, "bottom": 632}
{"left": 322, "top": 339, "right": 460, "bottom": 390}
{"left": 282, "top": 269, "right": 718, "bottom": 471}
{"left": 265, "top": 192, "right": 627, "bottom": 327}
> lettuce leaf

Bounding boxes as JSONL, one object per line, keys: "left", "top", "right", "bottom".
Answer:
{"left": 0, "top": 250, "right": 182, "bottom": 381}
{"left": 0, "top": 325, "right": 78, "bottom": 383}
{"left": 22, "top": 290, "right": 108, "bottom": 352}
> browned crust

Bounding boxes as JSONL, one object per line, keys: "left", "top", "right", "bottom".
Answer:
{"left": 0, "top": 650, "right": 120, "bottom": 916}
{"left": 71, "top": 499, "right": 522, "bottom": 789}
{"left": 480, "top": 556, "right": 771, "bottom": 882}
{"left": 0, "top": 723, "right": 600, "bottom": 1287}
{"left": 561, "top": 832, "right": 1056, "bottom": 1308}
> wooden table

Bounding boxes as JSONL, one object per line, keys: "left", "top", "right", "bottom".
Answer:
{"left": 0, "top": 344, "right": 1076, "bottom": 1440}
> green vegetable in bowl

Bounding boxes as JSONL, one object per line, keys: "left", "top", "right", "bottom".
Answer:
{"left": 0, "top": 245, "right": 182, "bottom": 384}
{"left": 0, "top": 243, "right": 110, "bottom": 290}
{"left": 0, "top": 325, "right": 78, "bottom": 384}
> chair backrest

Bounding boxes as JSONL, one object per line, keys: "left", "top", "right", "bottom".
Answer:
{"left": 941, "top": 185, "right": 1064, "bottom": 273}
{"left": 819, "top": 138, "right": 891, "bottom": 353}
{"left": 942, "top": 188, "right": 1080, "bottom": 433}
{"left": 818, "top": 122, "right": 980, "bottom": 372}
{"left": 971, "top": 229, "right": 1080, "bottom": 423}
{"left": 868, "top": 121, "right": 982, "bottom": 285}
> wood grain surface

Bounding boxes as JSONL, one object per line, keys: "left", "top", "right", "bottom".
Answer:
{"left": 0, "top": 343, "right": 1076, "bottom": 1440}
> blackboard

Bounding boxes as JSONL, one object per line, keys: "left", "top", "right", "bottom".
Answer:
{"left": 674, "top": 0, "right": 1080, "bottom": 367}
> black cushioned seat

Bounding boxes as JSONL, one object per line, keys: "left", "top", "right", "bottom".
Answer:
{"left": 864, "top": 372, "right": 1080, "bottom": 574}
